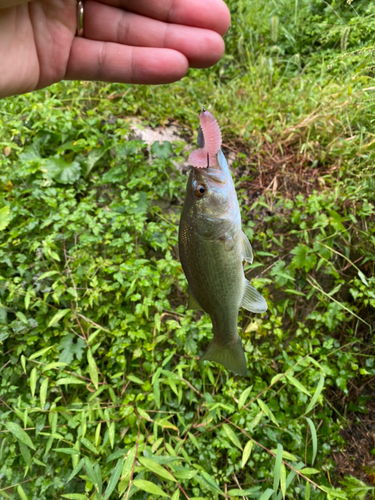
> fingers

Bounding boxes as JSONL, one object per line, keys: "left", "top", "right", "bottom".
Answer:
{"left": 98, "top": 0, "right": 231, "bottom": 36}
{"left": 84, "top": 1, "right": 224, "bottom": 68}
{"left": 65, "top": 38, "right": 189, "bottom": 84}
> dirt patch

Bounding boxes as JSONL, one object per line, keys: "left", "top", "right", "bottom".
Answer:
{"left": 331, "top": 397, "right": 375, "bottom": 485}
{"left": 223, "top": 136, "right": 336, "bottom": 200}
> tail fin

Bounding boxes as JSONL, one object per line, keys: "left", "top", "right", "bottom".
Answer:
{"left": 200, "top": 336, "right": 247, "bottom": 376}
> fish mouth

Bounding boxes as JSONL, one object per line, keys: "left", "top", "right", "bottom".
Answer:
{"left": 193, "top": 164, "right": 226, "bottom": 185}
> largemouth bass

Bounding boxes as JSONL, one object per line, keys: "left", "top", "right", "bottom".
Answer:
{"left": 179, "top": 110, "right": 267, "bottom": 376}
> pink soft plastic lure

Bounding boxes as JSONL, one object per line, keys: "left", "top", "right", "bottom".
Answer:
{"left": 188, "top": 109, "right": 222, "bottom": 168}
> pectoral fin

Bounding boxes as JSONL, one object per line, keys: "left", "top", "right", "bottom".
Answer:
{"left": 241, "top": 231, "right": 253, "bottom": 263}
{"left": 188, "top": 290, "right": 203, "bottom": 311}
{"left": 241, "top": 280, "right": 267, "bottom": 313}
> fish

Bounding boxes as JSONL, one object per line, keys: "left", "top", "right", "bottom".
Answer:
{"left": 179, "top": 109, "right": 267, "bottom": 376}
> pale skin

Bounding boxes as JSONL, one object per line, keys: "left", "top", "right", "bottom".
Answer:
{"left": 0, "top": 0, "right": 231, "bottom": 98}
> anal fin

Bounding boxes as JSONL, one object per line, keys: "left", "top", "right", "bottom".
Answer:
{"left": 241, "top": 279, "right": 267, "bottom": 313}
{"left": 188, "top": 289, "right": 203, "bottom": 311}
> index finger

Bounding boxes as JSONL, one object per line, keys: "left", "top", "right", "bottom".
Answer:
{"left": 99, "top": 0, "right": 231, "bottom": 36}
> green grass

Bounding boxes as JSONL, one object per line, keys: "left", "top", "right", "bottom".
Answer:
{"left": 0, "top": 1, "right": 375, "bottom": 499}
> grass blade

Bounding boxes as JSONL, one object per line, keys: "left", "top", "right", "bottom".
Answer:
{"left": 273, "top": 443, "right": 283, "bottom": 498}
{"left": 280, "top": 463, "right": 286, "bottom": 499}
{"left": 103, "top": 458, "right": 123, "bottom": 500}
{"left": 222, "top": 423, "right": 242, "bottom": 450}
{"left": 238, "top": 385, "right": 252, "bottom": 410}
{"left": 241, "top": 440, "right": 253, "bottom": 468}
{"left": 260, "top": 488, "right": 274, "bottom": 500}
{"left": 305, "top": 417, "right": 318, "bottom": 465}
{"left": 305, "top": 376, "right": 325, "bottom": 415}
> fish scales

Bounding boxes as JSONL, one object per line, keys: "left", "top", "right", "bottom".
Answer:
{"left": 180, "top": 231, "right": 243, "bottom": 341}
{"left": 179, "top": 110, "right": 267, "bottom": 376}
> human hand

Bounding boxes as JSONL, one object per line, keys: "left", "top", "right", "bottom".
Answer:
{"left": 0, "top": 0, "right": 230, "bottom": 98}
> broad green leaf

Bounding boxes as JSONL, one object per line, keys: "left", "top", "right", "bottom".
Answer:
{"left": 37, "top": 271, "right": 59, "bottom": 280}
{"left": 48, "top": 309, "right": 70, "bottom": 327}
{"left": 238, "top": 385, "right": 253, "bottom": 410}
{"left": 29, "top": 346, "right": 54, "bottom": 360}
{"left": 13, "top": 408, "right": 33, "bottom": 428}
{"left": 19, "top": 442, "right": 32, "bottom": 467}
{"left": 42, "top": 362, "right": 67, "bottom": 371}
{"left": 173, "top": 468, "right": 197, "bottom": 480}
{"left": 275, "top": 462, "right": 305, "bottom": 500}
{"left": 155, "top": 417, "right": 178, "bottom": 432}
{"left": 152, "top": 367, "right": 162, "bottom": 384}
{"left": 87, "top": 349, "right": 99, "bottom": 389}
{"left": 271, "top": 373, "right": 284, "bottom": 385}
{"left": 32, "top": 458, "right": 46, "bottom": 467}
{"left": 127, "top": 374, "right": 144, "bottom": 384}
{"left": 137, "top": 408, "right": 152, "bottom": 421}
{"left": 151, "top": 140, "right": 172, "bottom": 159}
{"left": 0, "top": 206, "right": 11, "bottom": 231}
{"left": 81, "top": 437, "right": 99, "bottom": 455}
{"left": 17, "top": 485, "right": 27, "bottom": 500}
{"left": 106, "top": 449, "right": 127, "bottom": 463}
{"left": 257, "top": 400, "right": 279, "bottom": 427}
{"left": 84, "top": 457, "right": 101, "bottom": 493}
{"left": 16, "top": 311, "right": 28, "bottom": 325}
{"left": 305, "top": 357, "right": 324, "bottom": 372}
{"left": 305, "top": 376, "right": 325, "bottom": 414}
{"left": 84, "top": 147, "right": 106, "bottom": 178}
{"left": 188, "top": 432, "right": 199, "bottom": 450}
{"left": 139, "top": 456, "right": 176, "bottom": 482}
{"left": 222, "top": 423, "right": 242, "bottom": 450}
{"left": 270, "top": 449, "right": 298, "bottom": 462}
{"left": 227, "top": 487, "right": 262, "bottom": 497}
{"left": 358, "top": 270, "right": 369, "bottom": 287}
{"left": 56, "top": 377, "right": 86, "bottom": 385}
{"left": 122, "top": 447, "right": 136, "bottom": 478}
{"left": 67, "top": 458, "right": 84, "bottom": 483}
{"left": 291, "top": 244, "right": 316, "bottom": 271}
{"left": 6, "top": 422, "right": 35, "bottom": 450}
{"left": 248, "top": 411, "right": 264, "bottom": 430}
{"left": 171, "top": 490, "right": 180, "bottom": 500}
{"left": 242, "top": 440, "right": 253, "bottom": 468}
{"left": 133, "top": 479, "right": 169, "bottom": 498}
{"left": 21, "top": 355, "right": 26, "bottom": 373}
{"left": 299, "top": 468, "right": 320, "bottom": 475}
{"left": 286, "top": 375, "right": 311, "bottom": 396}
{"left": 199, "top": 471, "right": 224, "bottom": 495}
{"left": 43, "top": 157, "right": 81, "bottom": 184}
{"left": 54, "top": 448, "right": 80, "bottom": 455}
{"left": 103, "top": 458, "right": 123, "bottom": 500}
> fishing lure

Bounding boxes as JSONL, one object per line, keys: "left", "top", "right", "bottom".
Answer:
{"left": 188, "top": 109, "right": 222, "bottom": 168}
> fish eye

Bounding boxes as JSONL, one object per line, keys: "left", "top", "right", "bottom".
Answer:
{"left": 195, "top": 184, "right": 207, "bottom": 198}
